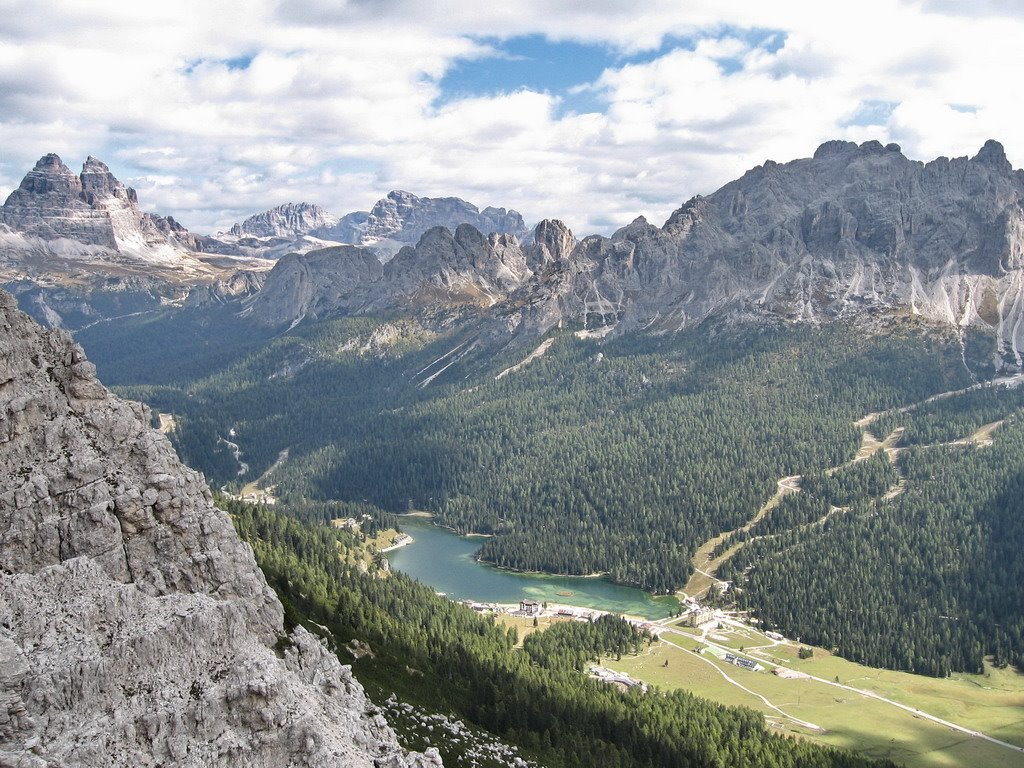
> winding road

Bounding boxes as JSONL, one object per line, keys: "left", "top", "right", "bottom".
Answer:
{"left": 656, "top": 618, "right": 1024, "bottom": 758}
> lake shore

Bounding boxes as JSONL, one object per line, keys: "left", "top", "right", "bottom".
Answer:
{"left": 386, "top": 517, "right": 680, "bottom": 619}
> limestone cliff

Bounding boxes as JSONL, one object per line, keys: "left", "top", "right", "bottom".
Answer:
{"left": 0, "top": 290, "right": 439, "bottom": 767}
{"left": 229, "top": 203, "right": 339, "bottom": 240}
{"left": 1, "top": 154, "right": 204, "bottom": 256}
{"left": 315, "top": 190, "right": 529, "bottom": 259}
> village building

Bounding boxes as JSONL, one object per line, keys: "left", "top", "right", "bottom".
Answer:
{"left": 519, "top": 599, "right": 541, "bottom": 616}
{"left": 686, "top": 607, "right": 716, "bottom": 627}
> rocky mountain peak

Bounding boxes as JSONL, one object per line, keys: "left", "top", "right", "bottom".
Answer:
{"left": 812, "top": 139, "right": 859, "bottom": 159}
{"left": 11, "top": 153, "right": 82, "bottom": 197}
{"left": 32, "top": 152, "right": 66, "bottom": 171}
{"left": 973, "top": 139, "right": 1012, "bottom": 173}
{"left": 0, "top": 289, "right": 438, "bottom": 766}
{"left": 314, "top": 190, "right": 529, "bottom": 259}
{"left": 229, "top": 202, "right": 338, "bottom": 239}
{"left": 82, "top": 154, "right": 111, "bottom": 172}
{"left": 611, "top": 215, "right": 659, "bottom": 242}
{"left": 528, "top": 219, "right": 576, "bottom": 270}
{"left": 79, "top": 155, "right": 135, "bottom": 204}
{"left": 0, "top": 152, "right": 204, "bottom": 257}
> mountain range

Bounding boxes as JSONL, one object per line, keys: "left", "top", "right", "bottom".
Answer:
{"left": 0, "top": 154, "right": 533, "bottom": 327}
{"left": 214, "top": 192, "right": 529, "bottom": 261}
{"left": 3, "top": 140, "right": 1024, "bottom": 372}
{"left": 233, "top": 139, "right": 1024, "bottom": 374}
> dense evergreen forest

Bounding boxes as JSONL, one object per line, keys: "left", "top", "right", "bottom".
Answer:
{"left": 718, "top": 388, "right": 1024, "bottom": 676}
{"left": 80, "top": 305, "right": 1024, "bottom": 677}
{"left": 79, "top": 309, "right": 970, "bottom": 592}
{"left": 226, "top": 497, "right": 889, "bottom": 768}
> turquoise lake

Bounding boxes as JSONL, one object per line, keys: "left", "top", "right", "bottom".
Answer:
{"left": 385, "top": 518, "right": 679, "bottom": 619}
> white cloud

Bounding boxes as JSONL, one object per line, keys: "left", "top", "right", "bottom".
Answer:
{"left": 0, "top": 0, "right": 1021, "bottom": 236}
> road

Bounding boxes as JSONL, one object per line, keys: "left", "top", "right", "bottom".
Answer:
{"left": 662, "top": 619, "right": 1024, "bottom": 758}
{"left": 658, "top": 634, "right": 822, "bottom": 731}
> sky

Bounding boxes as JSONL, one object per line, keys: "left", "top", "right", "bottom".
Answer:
{"left": 0, "top": 0, "right": 1022, "bottom": 236}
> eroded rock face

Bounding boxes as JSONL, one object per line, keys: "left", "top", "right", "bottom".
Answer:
{"left": 0, "top": 154, "right": 204, "bottom": 254}
{"left": 316, "top": 190, "right": 529, "bottom": 258}
{"left": 376, "top": 225, "right": 531, "bottom": 310}
{"left": 241, "top": 245, "right": 385, "bottom": 327}
{"left": 501, "top": 140, "right": 1024, "bottom": 369}
{"left": 243, "top": 226, "right": 535, "bottom": 326}
{"left": 229, "top": 203, "right": 339, "bottom": 239}
{"left": 0, "top": 289, "right": 439, "bottom": 767}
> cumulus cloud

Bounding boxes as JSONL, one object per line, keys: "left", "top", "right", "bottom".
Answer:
{"left": 0, "top": 0, "right": 1020, "bottom": 235}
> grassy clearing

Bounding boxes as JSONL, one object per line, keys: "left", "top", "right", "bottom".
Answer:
{"left": 854, "top": 430, "right": 884, "bottom": 460}
{"left": 701, "top": 624, "right": 766, "bottom": 651}
{"left": 970, "top": 419, "right": 1004, "bottom": 444}
{"left": 607, "top": 626, "right": 1024, "bottom": 768}
{"left": 682, "top": 477, "right": 799, "bottom": 597}
{"left": 494, "top": 614, "right": 574, "bottom": 647}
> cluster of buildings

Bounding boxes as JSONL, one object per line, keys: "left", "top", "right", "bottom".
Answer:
{"left": 330, "top": 513, "right": 377, "bottom": 532}
{"left": 510, "top": 599, "right": 603, "bottom": 621}
{"left": 235, "top": 490, "right": 277, "bottom": 505}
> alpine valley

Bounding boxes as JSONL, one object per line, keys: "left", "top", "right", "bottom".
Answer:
{"left": 5, "top": 139, "right": 1024, "bottom": 767}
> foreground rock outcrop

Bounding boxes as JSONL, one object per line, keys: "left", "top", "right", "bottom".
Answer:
{"left": 0, "top": 290, "right": 438, "bottom": 767}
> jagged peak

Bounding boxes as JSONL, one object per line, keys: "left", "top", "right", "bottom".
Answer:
{"left": 229, "top": 201, "right": 338, "bottom": 238}
{"left": 813, "top": 140, "right": 859, "bottom": 159}
{"left": 81, "top": 155, "right": 112, "bottom": 173}
{"left": 454, "top": 221, "right": 486, "bottom": 244}
{"left": 32, "top": 153, "right": 71, "bottom": 173}
{"left": 972, "top": 139, "right": 1012, "bottom": 172}
{"left": 663, "top": 195, "right": 710, "bottom": 233}
{"left": 414, "top": 224, "right": 457, "bottom": 246}
{"left": 612, "top": 215, "right": 659, "bottom": 242}
{"left": 532, "top": 219, "right": 575, "bottom": 250}
{"left": 533, "top": 218, "right": 572, "bottom": 238}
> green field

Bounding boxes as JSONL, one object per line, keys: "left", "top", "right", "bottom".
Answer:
{"left": 607, "top": 622, "right": 1024, "bottom": 768}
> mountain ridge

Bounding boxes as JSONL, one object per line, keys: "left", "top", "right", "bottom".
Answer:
{"left": 235, "top": 138, "right": 1024, "bottom": 374}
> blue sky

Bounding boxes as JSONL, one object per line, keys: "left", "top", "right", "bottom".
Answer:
{"left": 0, "top": 1, "right": 1019, "bottom": 235}
{"left": 437, "top": 29, "right": 788, "bottom": 116}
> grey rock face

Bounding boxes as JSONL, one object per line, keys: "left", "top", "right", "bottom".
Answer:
{"left": 376, "top": 225, "right": 530, "bottom": 310}
{"left": 0, "top": 154, "right": 116, "bottom": 247}
{"left": 229, "top": 203, "right": 339, "bottom": 239}
{"left": 185, "top": 270, "right": 267, "bottom": 309}
{"left": 315, "top": 190, "right": 529, "bottom": 258}
{"left": 244, "top": 223, "right": 538, "bottom": 326}
{"left": 242, "top": 245, "right": 385, "bottom": 327}
{"left": 498, "top": 140, "right": 1024, "bottom": 369}
{"left": 0, "top": 289, "right": 438, "bottom": 767}
{"left": 0, "top": 154, "right": 204, "bottom": 254}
